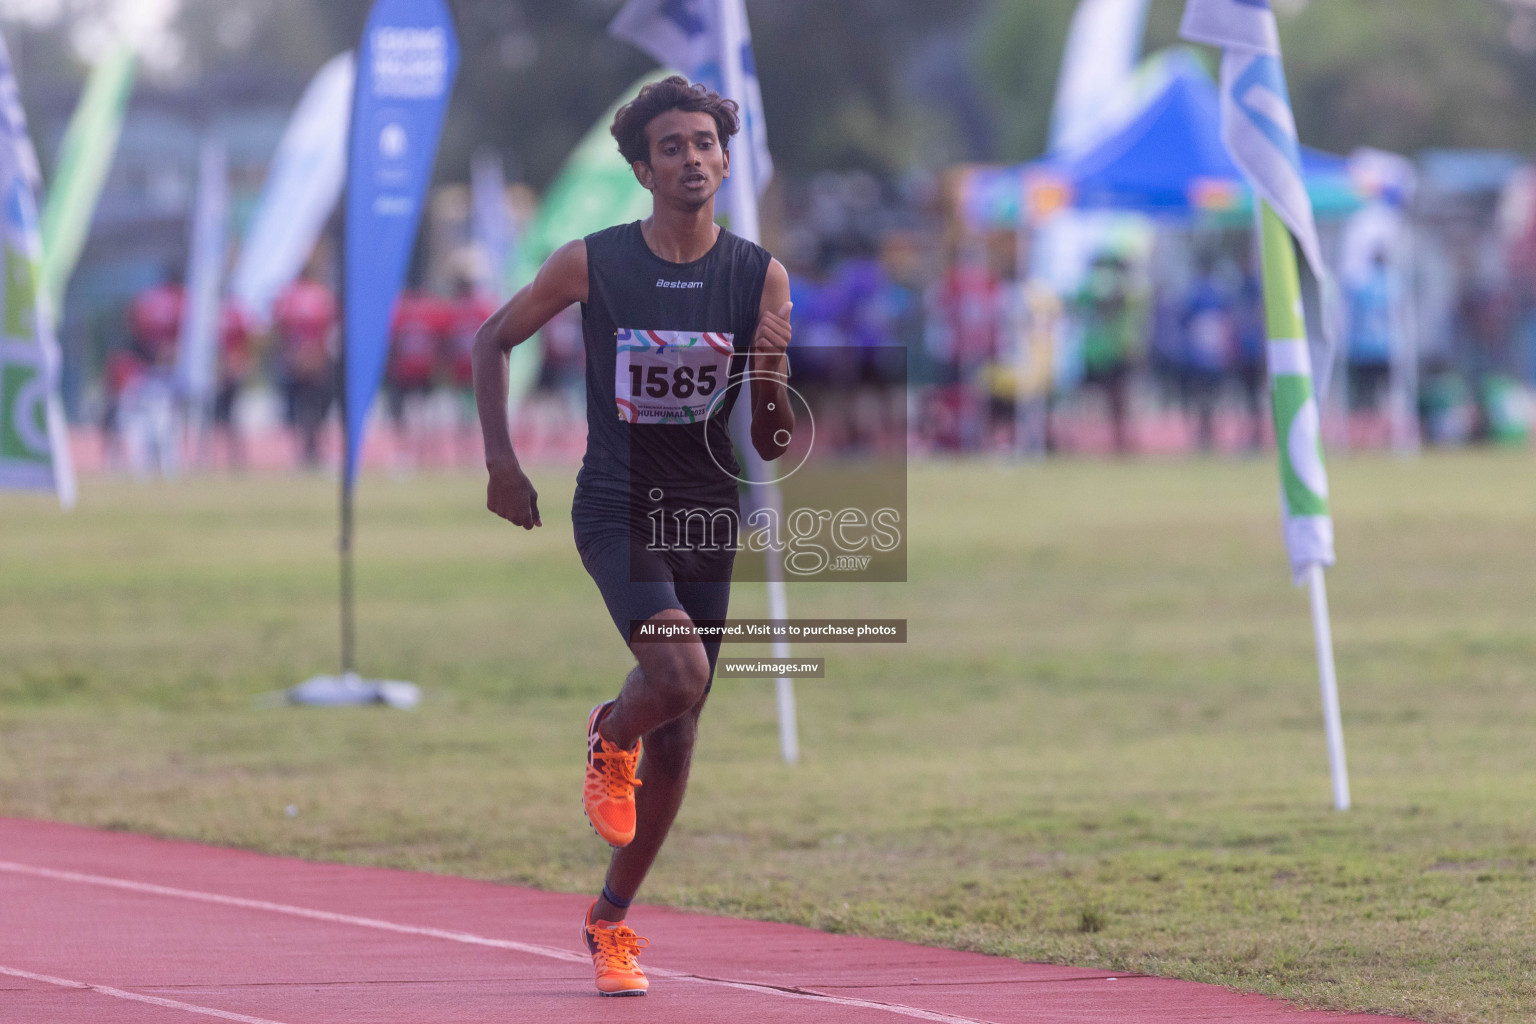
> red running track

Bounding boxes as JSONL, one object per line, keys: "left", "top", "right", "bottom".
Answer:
{"left": 0, "top": 818, "right": 1410, "bottom": 1024}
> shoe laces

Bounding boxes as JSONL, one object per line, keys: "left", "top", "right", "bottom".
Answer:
{"left": 590, "top": 742, "right": 642, "bottom": 799}
{"left": 590, "top": 922, "right": 649, "bottom": 970}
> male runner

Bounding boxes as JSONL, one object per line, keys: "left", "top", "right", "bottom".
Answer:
{"left": 472, "top": 76, "right": 793, "bottom": 997}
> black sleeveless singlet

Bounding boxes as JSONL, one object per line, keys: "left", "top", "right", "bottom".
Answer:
{"left": 571, "top": 221, "right": 770, "bottom": 534}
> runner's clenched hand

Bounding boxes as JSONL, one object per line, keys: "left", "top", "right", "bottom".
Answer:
{"left": 751, "top": 301, "right": 792, "bottom": 377}
{"left": 487, "top": 460, "right": 541, "bottom": 529}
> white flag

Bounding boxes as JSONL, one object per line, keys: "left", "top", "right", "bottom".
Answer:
{"left": 470, "top": 149, "right": 512, "bottom": 300}
{"left": 609, "top": 0, "right": 772, "bottom": 243}
{"left": 1181, "top": 0, "right": 1323, "bottom": 281}
{"left": 229, "top": 52, "right": 353, "bottom": 322}
{"left": 1180, "top": 0, "right": 1280, "bottom": 53}
{"left": 176, "top": 136, "right": 228, "bottom": 410}
{"left": 0, "top": 29, "right": 75, "bottom": 507}
{"left": 1049, "top": 0, "right": 1151, "bottom": 154}
{"left": 1182, "top": 0, "right": 1338, "bottom": 399}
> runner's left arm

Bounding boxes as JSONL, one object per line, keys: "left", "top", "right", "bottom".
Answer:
{"left": 472, "top": 240, "right": 588, "bottom": 529}
{"left": 750, "top": 258, "right": 794, "bottom": 462}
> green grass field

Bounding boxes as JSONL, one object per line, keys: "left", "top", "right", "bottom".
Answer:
{"left": 2, "top": 453, "right": 1533, "bottom": 1023}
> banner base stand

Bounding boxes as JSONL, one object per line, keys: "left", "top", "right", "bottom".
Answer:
{"left": 288, "top": 672, "right": 419, "bottom": 710}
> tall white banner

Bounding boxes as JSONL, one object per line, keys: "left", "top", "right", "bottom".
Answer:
{"left": 0, "top": 29, "right": 74, "bottom": 507}
{"left": 470, "top": 149, "right": 511, "bottom": 299}
{"left": 176, "top": 135, "right": 229, "bottom": 413}
{"left": 1050, "top": 0, "right": 1152, "bottom": 153}
{"left": 610, "top": 0, "right": 773, "bottom": 242}
{"left": 229, "top": 52, "right": 353, "bottom": 322}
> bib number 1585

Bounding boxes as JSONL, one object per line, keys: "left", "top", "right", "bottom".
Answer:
{"left": 627, "top": 363, "right": 718, "bottom": 400}
{"left": 615, "top": 328, "right": 734, "bottom": 424}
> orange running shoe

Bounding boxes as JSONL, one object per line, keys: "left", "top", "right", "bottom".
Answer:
{"left": 583, "top": 701, "right": 641, "bottom": 847}
{"left": 582, "top": 901, "right": 649, "bottom": 996}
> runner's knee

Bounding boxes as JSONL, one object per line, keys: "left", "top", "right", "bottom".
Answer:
{"left": 662, "top": 647, "right": 711, "bottom": 717}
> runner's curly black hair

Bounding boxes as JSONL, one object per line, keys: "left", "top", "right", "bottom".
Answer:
{"left": 610, "top": 75, "right": 740, "bottom": 166}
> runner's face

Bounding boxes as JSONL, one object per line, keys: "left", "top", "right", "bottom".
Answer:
{"left": 640, "top": 110, "right": 729, "bottom": 206}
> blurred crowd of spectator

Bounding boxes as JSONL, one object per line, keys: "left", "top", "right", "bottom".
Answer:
{"left": 101, "top": 263, "right": 498, "bottom": 475}
{"left": 90, "top": 161, "right": 1536, "bottom": 476}
{"left": 773, "top": 166, "right": 1536, "bottom": 458}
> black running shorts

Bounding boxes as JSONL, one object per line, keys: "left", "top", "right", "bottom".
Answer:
{"left": 573, "top": 523, "right": 734, "bottom": 681}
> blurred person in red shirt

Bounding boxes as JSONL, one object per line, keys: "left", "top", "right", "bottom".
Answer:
{"left": 213, "top": 302, "right": 259, "bottom": 470}
{"left": 386, "top": 288, "right": 449, "bottom": 469}
{"left": 128, "top": 274, "right": 184, "bottom": 369}
{"left": 120, "top": 271, "right": 186, "bottom": 478}
{"left": 442, "top": 273, "right": 497, "bottom": 464}
{"left": 273, "top": 267, "right": 338, "bottom": 468}
{"left": 932, "top": 250, "right": 1001, "bottom": 451}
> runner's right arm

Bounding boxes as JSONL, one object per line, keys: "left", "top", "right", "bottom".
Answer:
{"left": 472, "top": 240, "right": 589, "bottom": 530}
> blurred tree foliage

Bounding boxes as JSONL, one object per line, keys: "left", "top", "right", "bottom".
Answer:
{"left": 171, "top": 0, "right": 988, "bottom": 187}
{"left": 3, "top": 0, "right": 1534, "bottom": 185}
{"left": 1277, "top": 0, "right": 1536, "bottom": 156}
{"left": 976, "top": 0, "right": 1536, "bottom": 161}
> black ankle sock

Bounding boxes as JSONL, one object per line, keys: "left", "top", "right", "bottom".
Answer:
{"left": 600, "top": 884, "right": 632, "bottom": 912}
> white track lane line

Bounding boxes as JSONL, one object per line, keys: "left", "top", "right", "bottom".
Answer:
{"left": 0, "top": 964, "right": 292, "bottom": 1024}
{"left": 0, "top": 859, "right": 995, "bottom": 1024}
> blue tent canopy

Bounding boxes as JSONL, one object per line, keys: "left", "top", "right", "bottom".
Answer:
{"left": 1042, "top": 60, "right": 1235, "bottom": 214}
{"left": 957, "top": 56, "right": 1358, "bottom": 230}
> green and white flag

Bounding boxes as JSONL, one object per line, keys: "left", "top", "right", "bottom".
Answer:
{"left": 1182, "top": 0, "right": 1333, "bottom": 582}
{"left": 0, "top": 30, "right": 75, "bottom": 507}
{"left": 1185, "top": 0, "right": 1348, "bottom": 812}
{"left": 40, "top": 44, "right": 135, "bottom": 313}
{"left": 1259, "top": 203, "right": 1332, "bottom": 581}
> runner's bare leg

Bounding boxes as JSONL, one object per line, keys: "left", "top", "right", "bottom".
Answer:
{"left": 592, "top": 607, "right": 711, "bottom": 922}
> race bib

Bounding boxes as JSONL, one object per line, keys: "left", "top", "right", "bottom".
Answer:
{"left": 615, "top": 328, "right": 734, "bottom": 424}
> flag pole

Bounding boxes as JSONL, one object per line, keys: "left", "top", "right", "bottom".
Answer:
{"left": 337, "top": 72, "right": 357, "bottom": 680}
{"left": 755, "top": 466, "right": 799, "bottom": 764}
{"left": 1257, "top": 200, "right": 1350, "bottom": 811}
{"left": 1304, "top": 562, "right": 1349, "bottom": 810}
{"left": 725, "top": 0, "right": 799, "bottom": 765}
{"left": 735, "top": 437, "right": 799, "bottom": 764}
{"left": 337, "top": 239, "right": 357, "bottom": 678}
{"left": 1390, "top": 224, "right": 1421, "bottom": 457}
{"left": 610, "top": 0, "right": 798, "bottom": 762}
{"left": 340, "top": 481, "right": 357, "bottom": 675}
{"left": 290, "top": 0, "right": 453, "bottom": 712}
